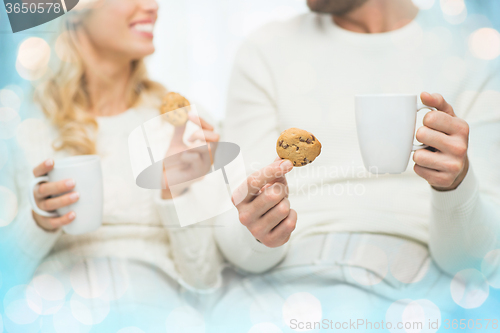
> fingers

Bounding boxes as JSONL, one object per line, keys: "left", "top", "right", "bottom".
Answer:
{"left": 260, "top": 197, "right": 291, "bottom": 232}
{"left": 179, "top": 151, "right": 202, "bottom": 164}
{"left": 413, "top": 164, "right": 457, "bottom": 189}
{"left": 34, "top": 211, "right": 76, "bottom": 231}
{"left": 420, "top": 92, "right": 456, "bottom": 116}
{"left": 263, "top": 209, "right": 297, "bottom": 248}
{"left": 39, "top": 192, "right": 79, "bottom": 212}
{"left": 244, "top": 183, "right": 288, "bottom": 223}
{"left": 33, "top": 159, "right": 54, "bottom": 177}
{"left": 423, "top": 111, "right": 469, "bottom": 136}
{"left": 188, "top": 113, "right": 214, "bottom": 131}
{"left": 415, "top": 126, "right": 449, "bottom": 153}
{"left": 35, "top": 179, "right": 76, "bottom": 199}
{"left": 188, "top": 129, "right": 220, "bottom": 143}
{"left": 413, "top": 149, "right": 448, "bottom": 171}
{"left": 241, "top": 159, "right": 294, "bottom": 203}
{"left": 170, "top": 124, "right": 187, "bottom": 146}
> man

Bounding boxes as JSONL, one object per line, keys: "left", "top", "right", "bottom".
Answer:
{"left": 212, "top": 0, "right": 500, "bottom": 329}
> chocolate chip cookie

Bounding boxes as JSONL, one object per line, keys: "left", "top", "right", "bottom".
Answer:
{"left": 276, "top": 128, "right": 321, "bottom": 167}
{"left": 160, "top": 92, "right": 191, "bottom": 127}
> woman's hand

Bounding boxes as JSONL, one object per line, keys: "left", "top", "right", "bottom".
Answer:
{"left": 161, "top": 114, "right": 220, "bottom": 199}
{"left": 231, "top": 158, "right": 297, "bottom": 248}
{"left": 31, "top": 159, "right": 79, "bottom": 231}
{"left": 413, "top": 92, "right": 470, "bottom": 191}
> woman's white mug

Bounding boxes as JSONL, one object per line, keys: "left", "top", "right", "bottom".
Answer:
{"left": 355, "top": 94, "right": 435, "bottom": 174}
{"left": 29, "top": 155, "right": 103, "bottom": 235}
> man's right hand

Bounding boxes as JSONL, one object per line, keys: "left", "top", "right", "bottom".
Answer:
{"left": 232, "top": 158, "right": 297, "bottom": 248}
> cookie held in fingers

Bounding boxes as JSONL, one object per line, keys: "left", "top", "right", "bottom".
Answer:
{"left": 276, "top": 128, "right": 322, "bottom": 167}
{"left": 160, "top": 92, "right": 191, "bottom": 127}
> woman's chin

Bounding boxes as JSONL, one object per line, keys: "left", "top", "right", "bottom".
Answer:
{"left": 128, "top": 47, "right": 155, "bottom": 60}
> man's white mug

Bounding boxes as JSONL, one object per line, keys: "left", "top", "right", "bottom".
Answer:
{"left": 355, "top": 94, "right": 435, "bottom": 174}
{"left": 29, "top": 155, "right": 103, "bottom": 235}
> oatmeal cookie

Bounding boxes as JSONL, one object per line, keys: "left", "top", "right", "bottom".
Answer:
{"left": 160, "top": 92, "right": 190, "bottom": 127}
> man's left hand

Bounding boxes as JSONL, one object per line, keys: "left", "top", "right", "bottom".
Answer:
{"left": 413, "top": 92, "right": 470, "bottom": 191}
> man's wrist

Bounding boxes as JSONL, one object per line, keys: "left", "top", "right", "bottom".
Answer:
{"left": 432, "top": 157, "right": 469, "bottom": 192}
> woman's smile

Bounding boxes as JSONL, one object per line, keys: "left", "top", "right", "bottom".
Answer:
{"left": 130, "top": 19, "right": 155, "bottom": 39}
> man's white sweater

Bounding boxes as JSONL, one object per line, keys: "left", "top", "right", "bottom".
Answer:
{"left": 215, "top": 10, "right": 500, "bottom": 276}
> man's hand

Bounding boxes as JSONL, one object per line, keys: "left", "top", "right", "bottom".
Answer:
{"left": 232, "top": 158, "right": 297, "bottom": 248}
{"left": 413, "top": 92, "right": 469, "bottom": 191}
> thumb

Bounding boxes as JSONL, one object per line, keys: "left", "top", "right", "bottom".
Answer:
{"left": 171, "top": 124, "right": 186, "bottom": 147}
{"left": 421, "top": 92, "right": 456, "bottom": 116}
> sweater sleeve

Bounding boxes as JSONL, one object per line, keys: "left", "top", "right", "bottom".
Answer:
{"left": 428, "top": 104, "right": 500, "bottom": 277}
{"left": 0, "top": 140, "right": 62, "bottom": 278}
{"left": 214, "top": 207, "right": 289, "bottom": 274}
{"left": 214, "top": 34, "right": 290, "bottom": 273}
{"left": 154, "top": 190, "right": 225, "bottom": 292}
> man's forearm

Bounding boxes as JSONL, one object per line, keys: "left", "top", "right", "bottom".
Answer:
{"left": 214, "top": 208, "right": 289, "bottom": 274}
{"left": 428, "top": 167, "right": 499, "bottom": 276}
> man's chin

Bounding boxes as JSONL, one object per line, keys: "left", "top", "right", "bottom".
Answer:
{"left": 307, "top": 0, "right": 369, "bottom": 15}
{"left": 307, "top": 0, "right": 330, "bottom": 13}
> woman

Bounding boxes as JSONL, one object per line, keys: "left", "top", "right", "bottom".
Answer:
{"left": 5, "top": 0, "right": 222, "bottom": 330}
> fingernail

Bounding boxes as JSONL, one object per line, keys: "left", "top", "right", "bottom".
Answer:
{"left": 280, "top": 159, "right": 293, "bottom": 169}
{"left": 70, "top": 192, "right": 79, "bottom": 201}
{"left": 66, "top": 179, "right": 75, "bottom": 188}
{"left": 68, "top": 212, "right": 76, "bottom": 220}
{"left": 45, "top": 159, "right": 53, "bottom": 167}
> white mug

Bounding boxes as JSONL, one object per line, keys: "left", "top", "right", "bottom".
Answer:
{"left": 355, "top": 94, "right": 435, "bottom": 174}
{"left": 29, "top": 155, "right": 103, "bottom": 235}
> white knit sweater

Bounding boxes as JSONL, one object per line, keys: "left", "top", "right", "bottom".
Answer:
{"left": 7, "top": 107, "right": 223, "bottom": 291}
{"left": 215, "top": 11, "right": 500, "bottom": 275}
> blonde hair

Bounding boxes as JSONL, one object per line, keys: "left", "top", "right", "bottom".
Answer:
{"left": 34, "top": 9, "right": 166, "bottom": 155}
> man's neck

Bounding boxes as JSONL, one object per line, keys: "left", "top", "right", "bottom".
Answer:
{"left": 333, "top": 0, "right": 419, "bottom": 33}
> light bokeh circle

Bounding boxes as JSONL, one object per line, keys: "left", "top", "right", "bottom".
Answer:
{"left": 440, "top": 0, "right": 465, "bottom": 16}
{"left": 469, "top": 28, "right": 500, "bottom": 60}
{"left": 0, "top": 107, "right": 21, "bottom": 140}
{"left": 32, "top": 274, "right": 66, "bottom": 302}
{"left": 70, "top": 293, "right": 110, "bottom": 326}
{"left": 412, "top": 0, "right": 435, "bottom": 10}
{"left": 386, "top": 299, "right": 441, "bottom": 333}
{"left": 117, "top": 327, "right": 146, "bottom": 333}
{"left": 282, "top": 292, "right": 322, "bottom": 332}
{"left": 249, "top": 292, "right": 284, "bottom": 326}
{"left": 17, "top": 37, "right": 51, "bottom": 71}
{"left": 450, "top": 269, "right": 489, "bottom": 309}
{"left": 0, "top": 89, "right": 21, "bottom": 110}
{"left": 0, "top": 186, "right": 18, "bottom": 227}
{"left": 248, "top": 323, "right": 283, "bottom": 333}
{"left": 53, "top": 303, "right": 92, "bottom": 333}
{"left": 481, "top": 249, "right": 500, "bottom": 289}
{"left": 16, "top": 37, "right": 51, "bottom": 81}
{"left": 165, "top": 306, "right": 205, "bottom": 333}
{"left": 3, "top": 285, "right": 41, "bottom": 325}
{"left": 30, "top": 274, "right": 66, "bottom": 315}
{"left": 55, "top": 32, "right": 77, "bottom": 63}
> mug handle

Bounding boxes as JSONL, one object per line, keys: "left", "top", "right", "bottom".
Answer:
{"left": 412, "top": 105, "right": 437, "bottom": 151}
{"left": 29, "top": 176, "right": 59, "bottom": 218}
